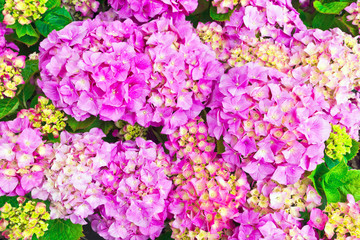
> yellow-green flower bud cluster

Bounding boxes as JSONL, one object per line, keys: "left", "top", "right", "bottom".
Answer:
{"left": 323, "top": 194, "right": 360, "bottom": 239}
{"left": 17, "top": 96, "right": 67, "bottom": 138}
{"left": 114, "top": 120, "right": 147, "bottom": 141}
{"left": 62, "top": 0, "right": 99, "bottom": 20}
{"left": 325, "top": 124, "right": 352, "bottom": 160}
{"left": 246, "top": 178, "right": 322, "bottom": 218}
{"left": 0, "top": 197, "right": 50, "bottom": 240}
{"left": 2, "top": 0, "right": 48, "bottom": 25}
{"left": 0, "top": 49, "right": 25, "bottom": 99}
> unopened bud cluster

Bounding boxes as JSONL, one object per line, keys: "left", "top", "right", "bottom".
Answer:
{"left": 323, "top": 194, "right": 360, "bottom": 239}
{"left": 0, "top": 197, "right": 50, "bottom": 240}
{"left": 0, "top": 49, "right": 25, "bottom": 99}
{"left": 17, "top": 96, "right": 67, "bottom": 138}
{"left": 114, "top": 120, "right": 147, "bottom": 141}
{"left": 62, "top": 0, "right": 99, "bottom": 20}
{"left": 247, "top": 178, "right": 322, "bottom": 218}
{"left": 165, "top": 117, "right": 216, "bottom": 159}
{"left": 2, "top": 0, "right": 48, "bottom": 25}
{"left": 325, "top": 124, "right": 352, "bottom": 160}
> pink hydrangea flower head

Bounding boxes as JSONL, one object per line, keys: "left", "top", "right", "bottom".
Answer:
{"left": 0, "top": 117, "right": 52, "bottom": 196}
{"left": 89, "top": 138, "right": 172, "bottom": 240}
{"left": 207, "top": 64, "right": 332, "bottom": 182}
{"left": 31, "top": 128, "right": 116, "bottom": 225}
{"left": 108, "top": 0, "right": 198, "bottom": 22}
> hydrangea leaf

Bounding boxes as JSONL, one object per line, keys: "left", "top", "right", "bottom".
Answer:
{"left": 11, "top": 33, "right": 39, "bottom": 46}
{"left": 36, "top": 7, "right": 72, "bottom": 37}
{"left": 324, "top": 154, "right": 340, "bottom": 169}
{"left": 18, "top": 82, "right": 35, "bottom": 107}
{"left": 321, "top": 184, "right": 342, "bottom": 203}
{"left": 21, "top": 60, "right": 39, "bottom": 83}
{"left": 0, "top": 97, "right": 19, "bottom": 119}
{"left": 45, "top": 0, "right": 61, "bottom": 9}
{"left": 30, "top": 94, "right": 45, "bottom": 108}
{"left": 323, "top": 160, "right": 348, "bottom": 188}
{"left": 0, "top": 196, "right": 19, "bottom": 208}
{"left": 0, "top": 0, "right": 4, "bottom": 21}
{"left": 216, "top": 137, "right": 225, "bottom": 154}
{"left": 99, "top": 121, "right": 115, "bottom": 135}
{"left": 38, "top": 219, "right": 84, "bottom": 240}
{"left": 312, "top": 13, "right": 335, "bottom": 30}
{"left": 309, "top": 162, "right": 329, "bottom": 194}
{"left": 344, "top": 139, "right": 359, "bottom": 161}
{"left": 15, "top": 24, "right": 39, "bottom": 38}
{"left": 67, "top": 115, "right": 97, "bottom": 132}
{"left": 339, "top": 170, "right": 360, "bottom": 201}
{"left": 313, "top": 1, "right": 350, "bottom": 14}
{"left": 209, "top": 5, "right": 234, "bottom": 22}
{"left": 156, "top": 230, "right": 174, "bottom": 240}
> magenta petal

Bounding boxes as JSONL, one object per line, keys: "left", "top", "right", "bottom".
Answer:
{"left": 0, "top": 175, "right": 18, "bottom": 193}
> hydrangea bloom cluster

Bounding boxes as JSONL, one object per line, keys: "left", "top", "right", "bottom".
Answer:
{"left": 0, "top": 197, "right": 50, "bottom": 240}
{"left": 325, "top": 124, "right": 352, "bottom": 160}
{"left": 39, "top": 14, "right": 223, "bottom": 131}
{"left": 345, "top": 1, "right": 360, "bottom": 29}
{"left": 196, "top": 0, "right": 306, "bottom": 62}
{"left": 164, "top": 117, "right": 215, "bottom": 159}
{"left": 17, "top": 96, "right": 67, "bottom": 138}
{"left": 38, "top": 18, "right": 144, "bottom": 122}
{"left": 0, "top": 117, "right": 52, "bottom": 196}
{"left": 2, "top": 0, "right": 48, "bottom": 25}
{"left": 207, "top": 64, "right": 331, "bottom": 183}
{"left": 113, "top": 120, "right": 147, "bottom": 141}
{"left": 169, "top": 153, "right": 250, "bottom": 239}
{"left": 207, "top": 0, "right": 240, "bottom": 14}
{"left": 246, "top": 178, "right": 322, "bottom": 218}
{"left": 323, "top": 194, "right": 360, "bottom": 239}
{"left": 230, "top": 209, "right": 318, "bottom": 240}
{"left": 108, "top": 0, "right": 198, "bottom": 22}
{"left": 62, "top": 0, "right": 99, "bottom": 20}
{"left": 0, "top": 49, "right": 25, "bottom": 99}
{"left": 31, "top": 128, "right": 116, "bottom": 225}
{"left": 89, "top": 138, "right": 172, "bottom": 240}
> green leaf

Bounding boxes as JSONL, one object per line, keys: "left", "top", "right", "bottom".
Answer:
{"left": 67, "top": 115, "right": 97, "bottom": 132}
{"left": 313, "top": 1, "right": 350, "bottom": 14}
{"left": 324, "top": 154, "right": 340, "bottom": 169}
{"left": 36, "top": 7, "right": 72, "bottom": 37}
{"left": 157, "top": 230, "right": 174, "bottom": 240}
{"left": 0, "top": 97, "right": 20, "bottom": 119}
{"left": 99, "top": 121, "right": 115, "bottom": 135}
{"left": 0, "top": 196, "right": 19, "bottom": 208}
{"left": 323, "top": 160, "right": 348, "bottom": 188}
{"left": 45, "top": 0, "right": 61, "bottom": 9}
{"left": 38, "top": 219, "right": 84, "bottom": 240}
{"left": 309, "top": 163, "right": 329, "bottom": 194}
{"left": 15, "top": 24, "right": 39, "bottom": 38}
{"left": 322, "top": 184, "right": 342, "bottom": 203}
{"left": 30, "top": 94, "right": 45, "bottom": 108}
{"left": 312, "top": 13, "right": 335, "bottom": 30}
{"left": 18, "top": 83, "right": 35, "bottom": 107}
{"left": 339, "top": 170, "right": 360, "bottom": 201}
{"left": 21, "top": 60, "right": 39, "bottom": 83}
{"left": 344, "top": 139, "right": 359, "bottom": 161}
{"left": 11, "top": 33, "right": 39, "bottom": 46}
{"left": 209, "top": 5, "right": 234, "bottom": 21}
{"left": 216, "top": 137, "right": 225, "bottom": 154}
